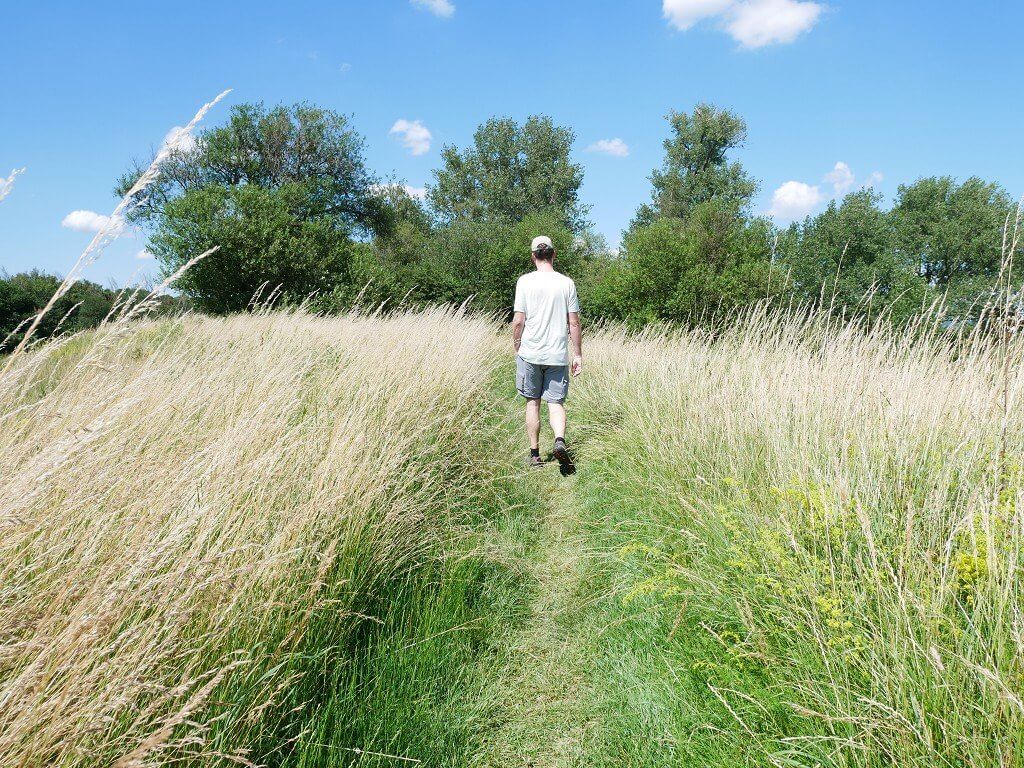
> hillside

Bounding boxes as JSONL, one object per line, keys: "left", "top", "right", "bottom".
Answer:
{"left": 2, "top": 309, "right": 1022, "bottom": 766}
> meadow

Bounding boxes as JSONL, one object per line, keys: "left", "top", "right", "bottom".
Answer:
{"left": 2, "top": 304, "right": 1022, "bottom": 766}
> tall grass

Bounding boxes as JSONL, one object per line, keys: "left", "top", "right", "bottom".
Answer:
{"left": 573, "top": 307, "right": 1024, "bottom": 765}
{"left": 0, "top": 307, "right": 528, "bottom": 766}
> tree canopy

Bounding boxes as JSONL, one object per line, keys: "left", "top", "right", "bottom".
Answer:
{"left": 119, "top": 103, "right": 384, "bottom": 313}
{"left": 428, "top": 116, "right": 589, "bottom": 234}
{"left": 94, "top": 100, "right": 1018, "bottom": 330}
{"left": 633, "top": 104, "right": 757, "bottom": 228}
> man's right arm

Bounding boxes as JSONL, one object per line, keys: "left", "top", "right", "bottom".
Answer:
{"left": 568, "top": 311, "right": 583, "bottom": 376}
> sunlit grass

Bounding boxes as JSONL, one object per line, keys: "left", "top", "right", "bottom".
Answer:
{"left": 571, "top": 307, "right": 1024, "bottom": 765}
{"left": 0, "top": 308, "right": 531, "bottom": 766}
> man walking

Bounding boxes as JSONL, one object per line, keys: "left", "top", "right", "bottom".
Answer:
{"left": 512, "top": 235, "right": 583, "bottom": 472}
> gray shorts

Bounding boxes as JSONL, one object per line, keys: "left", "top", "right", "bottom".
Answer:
{"left": 516, "top": 355, "right": 569, "bottom": 404}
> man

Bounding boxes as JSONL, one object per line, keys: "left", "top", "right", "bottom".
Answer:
{"left": 512, "top": 235, "right": 583, "bottom": 471}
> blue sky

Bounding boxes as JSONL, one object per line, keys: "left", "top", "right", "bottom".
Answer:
{"left": 1, "top": 0, "right": 1022, "bottom": 286}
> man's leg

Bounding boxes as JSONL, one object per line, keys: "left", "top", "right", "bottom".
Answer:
{"left": 525, "top": 398, "right": 542, "bottom": 450}
{"left": 544, "top": 366, "right": 574, "bottom": 474}
{"left": 547, "top": 402, "right": 566, "bottom": 440}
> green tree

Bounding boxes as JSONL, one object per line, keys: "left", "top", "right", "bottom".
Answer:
{"left": 892, "top": 176, "right": 1015, "bottom": 316}
{"left": 429, "top": 116, "right": 589, "bottom": 234}
{"left": 341, "top": 185, "right": 438, "bottom": 311}
{"left": 0, "top": 270, "right": 127, "bottom": 352}
{"left": 117, "top": 103, "right": 383, "bottom": 313}
{"left": 426, "top": 211, "right": 585, "bottom": 315}
{"left": 781, "top": 190, "right": 927, "bottom": 323}
{"left": 607, "top": 201, "right": 781, "bottom": 325}
{"left": 633, "top": 104, "right": 757, "bottom": 228}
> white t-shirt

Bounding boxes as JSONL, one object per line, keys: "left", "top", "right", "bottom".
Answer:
{"left": 513, "top": 271, "right": 580, "bottom": 366}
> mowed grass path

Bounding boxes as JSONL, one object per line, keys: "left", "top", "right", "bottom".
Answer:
{"left": 472, "top": 360, "right": 742, "bottom": 767}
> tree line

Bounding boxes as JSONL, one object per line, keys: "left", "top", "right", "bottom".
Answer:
{"left": 8, "top": 100, "right": 1018, "bottom": 348}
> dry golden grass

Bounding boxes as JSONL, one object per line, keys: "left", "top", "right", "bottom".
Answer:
{"left": 0, "top": 308, "right": 498, "bottom": 766}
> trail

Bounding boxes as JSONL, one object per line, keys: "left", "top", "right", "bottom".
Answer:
{"left": 473, "top": 463, "right": 598, "bottom": 768}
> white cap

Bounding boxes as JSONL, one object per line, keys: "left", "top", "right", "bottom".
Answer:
{"left": 531, "top": 235, "right": 553, "bottom": 252}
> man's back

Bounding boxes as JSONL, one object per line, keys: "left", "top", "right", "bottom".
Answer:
{"left": 513, "top": 271, "right": 579, "bottom": 366}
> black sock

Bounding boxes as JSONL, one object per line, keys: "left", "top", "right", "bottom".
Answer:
{"left": 555, "top": 437, "right": 565, "bottom": 445}
{"left": 530, "top": 448, "right": 540, "bottom": 458}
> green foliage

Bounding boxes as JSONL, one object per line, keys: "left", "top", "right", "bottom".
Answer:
{"left": 342, "top": 210, "right": 587, "bottom": 316}
{"left": 0, "top": 270, "right": 135, "bottom": 352}
{"left": 149, "top": 183, "right": 359, "bottom": 314}
{"left": 633, "top": 104, "right": 757, "bottom": 228}
{"left": 98, "top": 100, "right": 1017, "bottom": 329}
{"left": 781, "top": 189, "right": 929, "bottom": 323}
{"left": 429, "top": 115, "right": 589, "bottom": 234}
{"left": 594, "top": 202, "right": 782, "bottom": 325}
{"left": 119, "top": 102, "right": 382, "bottom": 313}
{"left": 893, "top": 176, "right": 1016, "bottom": 316}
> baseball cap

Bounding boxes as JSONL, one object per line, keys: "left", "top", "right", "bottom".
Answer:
{"left": 531, "top": 235, "right": 553, "bottom": 252}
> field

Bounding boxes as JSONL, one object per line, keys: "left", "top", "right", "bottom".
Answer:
{"left": 2, "top": 307, "right": 1023, "bottom": 767}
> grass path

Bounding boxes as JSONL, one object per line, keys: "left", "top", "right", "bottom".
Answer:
{"left": 472, "top": 463, "right": 598, "bottom": 767}
{"left": 467, "top": 380, "right": 742, "bottom": 768}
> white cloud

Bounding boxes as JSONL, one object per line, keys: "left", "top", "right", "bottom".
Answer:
{"left": 389, "top": 119, "right": 433, "bottom": 156}
{"left": 411, "top": 0, "right": 454, "bottom": 18}
{"left": 161, "top": 125, "right": 198, "bottom": 154}
{"left": 769, "top": 162, "right": 885, "bottom": 221}
{"left": 725, "top": 0, "right": 823, "bottom": 48}
{"left": 339, "top": 62, "right": 352, "bottom": 74}
{"left": 769, "top": 181, "right": 823, "bottom": 220}
{"left": 825, "top": 161, "right": 855, "bottom": 196}
{"left": 61, "top": 210, "right": 125, "bottom": 234}
{"left": 135, "top": 249, "right": 155, "bottom": 260}
{"left": 663, "top": 0, "right": 823, "bottom": 48}
{"left": 0, "top": 167, "right": 25, "bottom": 203}
{"left": 663, "top": 0, "right": 733, "bottom": 30}
{"left": 586, "top": 138, "right": 630, "bottom": 157}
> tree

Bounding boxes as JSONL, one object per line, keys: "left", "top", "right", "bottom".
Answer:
{"left": 0, "top": 270, "right": 129, "bottom": 352}
{"left": 117, "top": 103, "right": 383, "bottom": 313}
{"left": 425, "top": 211, "right": 585, "bottom": 315}
{"left": 428, "top": 116, "right": 589, "bottom": 234}
{"left": 781, "top": 190, "right": 927, "bottom": 323}
{"left": 633, "top": 104, "right": 757, "bottom": 228}
{"left": 608, "top": 201, "right": 780, "bottom": 325}
{"left": 892, "top": 176, "right": 1015, "bottom": 316}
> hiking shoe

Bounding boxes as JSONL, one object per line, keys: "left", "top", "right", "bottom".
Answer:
{"left": 552, "top": 438, "right": 575, "bottom": 475}
{"left": 528, "top": 453, "right": 545, "bottom": 469}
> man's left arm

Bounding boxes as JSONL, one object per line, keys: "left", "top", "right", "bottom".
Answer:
{"left": 512, "top": 311, "right": 526, "bottom": 354}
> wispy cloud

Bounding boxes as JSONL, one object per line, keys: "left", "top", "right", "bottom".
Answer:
{"left": 663, "top": 0, "right": 823, "bottom": 48}
{"left": 411, "top": 0, "right": 455, "bottom": 18}
{"left": 586, "top": 138, "right": 630, "bottom": 157}
{"left": 389, "top": 119, "right": 433, "bottom": 156}
{"left": 0, "top": 167, "right": 25, "bottom": 203}
{"left": 61, "top": 210, "right": 126, "bottom": 235}
{"left": 136, "top": 250, "right": 155, "bottom": 260}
